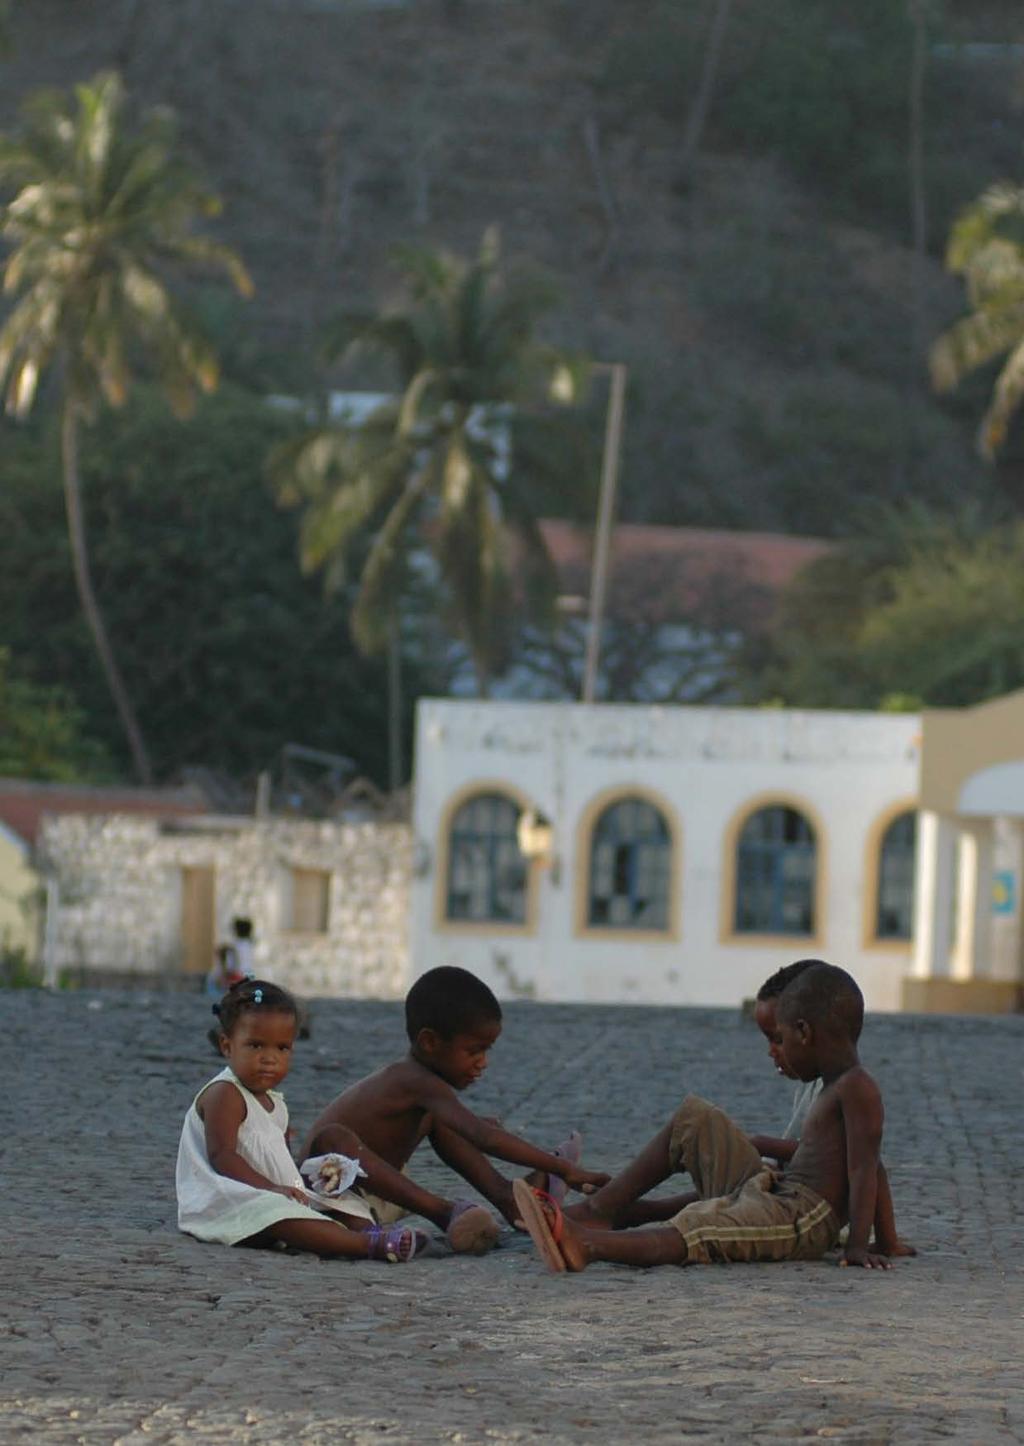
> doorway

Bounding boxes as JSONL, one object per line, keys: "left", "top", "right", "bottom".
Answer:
{"left": 181, "top": 866, "right": 216, "bottom": 977}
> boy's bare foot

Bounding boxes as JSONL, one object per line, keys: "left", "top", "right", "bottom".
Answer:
{"left": 512, "top": 1179, "right": 590, "bottom": 1273}
{"left": 878, "top": 1238, "right": 917, "bottom": 1258}
{"left": 446, "top": 1200, "right": 501, "bottom": 1254}
{"left": 565, "top": 1198, "right": 615, "bottom": 1230}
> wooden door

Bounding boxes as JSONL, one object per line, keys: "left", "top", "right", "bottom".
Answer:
{"left": 181, "top": 866, "right": 216, "bottom": 976}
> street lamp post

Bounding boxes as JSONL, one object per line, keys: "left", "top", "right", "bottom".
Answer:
{"left": 582, "top": 361, "right": 628, "bottom": 704}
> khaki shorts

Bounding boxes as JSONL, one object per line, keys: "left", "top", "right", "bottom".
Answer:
{"left": 353, "top": 1166, "right": 411, "bottom": 1227}
{"left": 667, "top": 1095, "right": 840, "bottom": 1266}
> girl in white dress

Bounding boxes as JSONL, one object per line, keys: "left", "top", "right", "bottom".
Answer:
{"left": 176, "top": 979, "right": 426, "bottom": 1262}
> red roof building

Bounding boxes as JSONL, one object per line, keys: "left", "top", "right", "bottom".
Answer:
{"left": 0, "top": 779, "right": 208, "bottom": 848}
{"left": 538, "top": 520, "right": 832, "bottom": 630}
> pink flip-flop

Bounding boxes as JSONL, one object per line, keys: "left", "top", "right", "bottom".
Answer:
{"left": 512, "top": 1179, "right": 567, "bottom": 1274}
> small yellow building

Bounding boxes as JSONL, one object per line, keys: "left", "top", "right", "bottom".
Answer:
{"left": 0, "top": 818, "right": 40, "bottom": 961}
{"left": 906, "top": 689, "right": 1024, "bottom": 1013}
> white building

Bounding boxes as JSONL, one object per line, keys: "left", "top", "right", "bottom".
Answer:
{"left": 21, "top": 694, "right": 1024, "bottom": 1012}
{"left": 410, "top": 699, "right": 929, "bottom": 1012}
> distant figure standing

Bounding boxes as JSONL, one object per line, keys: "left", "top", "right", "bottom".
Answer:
{"left": 205, "top": 919, "right": 259, "bottom": 999}
{"left": 230, "top": 917, "right": 259, "bottom": 980}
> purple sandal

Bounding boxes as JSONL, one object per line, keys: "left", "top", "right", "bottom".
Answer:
{"left": 365, "top": 1225, "right": 428, "bottom": 1263}
{"left": 547, "top": 1130, "right": 583, "bottom": 1207}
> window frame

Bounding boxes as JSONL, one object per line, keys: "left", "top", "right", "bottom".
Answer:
{"left": 720, "top": 793, "right": 826, "bottom": 947}
{"left": 575, "top": 786, "right": 681, "bottom": 942}
{"left": 435, "top": 782, "right": 538, "bottom": 936}
{"left": 862, "top": 800, "right": 918, "bottom": 951}
{"left": 283, "top": 866, "right": 332, "bottom": 935}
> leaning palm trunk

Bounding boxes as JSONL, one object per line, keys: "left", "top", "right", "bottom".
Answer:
{"left": 61, "top": 402, "right": 153, "bottom": 783}
{"left": 677, "top": 0, "right": 734, "bottom": 190}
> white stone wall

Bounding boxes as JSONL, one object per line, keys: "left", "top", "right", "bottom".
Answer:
{"left": 411, "top": 699, "right": 923, "bottom": 1012}
{"left": 37, "top": 814, "right": 411, "bottom": 998}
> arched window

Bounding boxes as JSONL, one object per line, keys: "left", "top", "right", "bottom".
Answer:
{"left": 735, "top": 805, "right": 816, "bottom": 936}
{"left": 876, "top": 811, "right": 916, "bottom": 941}
{"left": 445, "top": 792, "right": 526, "bottom": 924}
{"left": 588, "top": 796, "right": 672, "bottom": 930}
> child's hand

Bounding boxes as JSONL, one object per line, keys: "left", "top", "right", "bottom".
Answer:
{"left": 275, "top": 1184, "right": 312, "bottom": 1205}
{"left": 840, "top": 1245, "right": 893, "bottom": 1270}
{"left": 565, "top": 1165, "right": 611, "bottom": 1194}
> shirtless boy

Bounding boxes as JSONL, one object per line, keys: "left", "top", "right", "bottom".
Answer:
{"left": 300, "top": 966, "right": 608, "bottom": 1252}
{"left": 750, "top": 959, "right": 913, "bottom": 1258}
{"left": 515, "top": 961, "right": 909, "bottom": 1273}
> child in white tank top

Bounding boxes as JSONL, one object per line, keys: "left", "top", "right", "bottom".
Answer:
{"left": 176, "top": 979, "right": 426, "bottom": 1263}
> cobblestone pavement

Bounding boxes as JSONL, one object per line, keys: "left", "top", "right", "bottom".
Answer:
{"left": 2, "top": 990, "right": 1023, "bottom": 1444}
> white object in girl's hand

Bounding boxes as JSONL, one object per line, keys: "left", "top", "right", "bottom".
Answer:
{"left": 300, "top": 1152, "right": 367, "bottom": 1198}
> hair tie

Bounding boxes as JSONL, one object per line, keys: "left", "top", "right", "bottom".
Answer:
{"left": 252, "top": 987, "right": 263, "bottom": 1005}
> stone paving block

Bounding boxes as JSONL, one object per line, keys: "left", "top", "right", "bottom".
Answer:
{"left": 2, "top": 991, "right": 1023, "bottom": 1442}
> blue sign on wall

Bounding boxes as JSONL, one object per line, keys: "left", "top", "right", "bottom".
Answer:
{"left": 992, "top": 870, "right": 1016, "bottom": 916}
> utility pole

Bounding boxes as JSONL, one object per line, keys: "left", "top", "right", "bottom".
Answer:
{"left": 582, "top": 362, "right": 628, "bottom": 704}
{"left": 388, "top": 611, "right": 403, "bottom": 793}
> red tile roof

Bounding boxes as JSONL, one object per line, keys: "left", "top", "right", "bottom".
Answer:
{"left": 0, "top": 779, "right": 208, "bottom": 846}
{"left": 538, "top": 520, "right": 832, "bottom": 628}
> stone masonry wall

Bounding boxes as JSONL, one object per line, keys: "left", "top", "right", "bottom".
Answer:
{"left": 37, "top": 814, "right": 411, "bottom": 998}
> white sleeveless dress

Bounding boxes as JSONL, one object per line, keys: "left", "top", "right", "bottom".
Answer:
{"left": 176, "top": 1066, "right": 357, "bottom": 1245}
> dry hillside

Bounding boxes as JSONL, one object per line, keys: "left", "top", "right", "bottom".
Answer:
{"left": 3, "top": 0, "right": 1024, "bottom": 532}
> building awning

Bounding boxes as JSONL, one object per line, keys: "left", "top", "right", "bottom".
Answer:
{"left": 919, "top": 689, "right": 1024, "bottom": 817}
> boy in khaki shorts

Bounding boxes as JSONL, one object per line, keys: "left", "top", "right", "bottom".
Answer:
{"left": 515, "top": 962, "right": 907, "bottom": 1273}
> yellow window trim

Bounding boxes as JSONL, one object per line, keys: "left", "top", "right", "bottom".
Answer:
{"left": 573, "top": 783, "right": 682, "bottom": 942}
{"left": 861, "top": 798, "right": 918, "bottom": 951}
{"left": 434, "top": 779, "right": 540, "bottom": 937}
{"left": 719, "top": 791, "right": 827, "bottom": 947}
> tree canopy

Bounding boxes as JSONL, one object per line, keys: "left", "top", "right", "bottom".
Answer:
{"left": 0, "top": 385, "right": 426, "bottom": 784}
{"left": 931, "top": 182, "right": 1024, "bottom": 458}
{"left": 273, "top": 231, "right": 593, "bottom": 694}
{"left": 0, "top": 70, "right": 251, "bottom": 781}
{"left": 741, "top": 507, "right": 1024, "bottom": 711}
{"left": 0, "top": 647, "right": 110, "bottom": 782}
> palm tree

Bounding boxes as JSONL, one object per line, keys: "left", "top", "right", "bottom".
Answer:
{"left": 930, "top": 182, "right": 1024, "bottom": 459}
{"left": 273, "top": 229, "right": 590, "bottom": 698}
{"left": 0, "top": 71, "right": 251, "bottom": 781}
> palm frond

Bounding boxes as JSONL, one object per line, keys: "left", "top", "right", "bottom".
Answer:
{"left": 934, "top": 180, "right": 1024, "bottom": 455}
{"left": 980, "top": 337, "right": 1024, "bottom": 459}
{"left": 299, "top": 228, "right": 587, "bottom": 688}
{"left": 351, "top": 466, "right": 434, "bottom": 654}
{"left": 0, "top": 287, "right": 61, "bottom": 415}
{"left": 947, "top": 183, "right": 1024, "bottom": 272}
{"left": 0, "top": 70, "right": 250, "bottom": 420}
{"left": 930, "top": 303, "right": 1024, "bottom": 393}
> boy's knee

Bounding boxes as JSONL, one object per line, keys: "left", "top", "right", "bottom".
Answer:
{"left": 312, "top": 1123, "right": 363, "bottom": 1156}
{"left": 668, "top": 1095, "right": 714, "bottom": 1170}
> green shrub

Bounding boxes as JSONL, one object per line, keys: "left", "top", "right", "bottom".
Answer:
{"left": 0, "top": 947, "right": 43, "bottom": 989}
